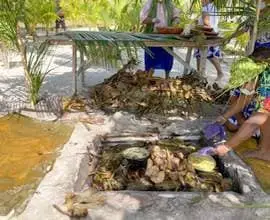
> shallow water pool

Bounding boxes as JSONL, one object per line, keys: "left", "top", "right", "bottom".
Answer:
{"left": 235, "top": 139, "right": 270, "bottom": 193}
{"left": 0, "top": 114, "right": 73, "bottom": 215}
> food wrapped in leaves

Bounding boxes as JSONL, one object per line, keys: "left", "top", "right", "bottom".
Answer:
{"left": 188, "top": 152, "right": 216, "bottom": 172}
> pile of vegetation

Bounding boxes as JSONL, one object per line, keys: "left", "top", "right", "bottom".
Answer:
{"left": 89, "top": 63, "right": 218, "bottom": 116}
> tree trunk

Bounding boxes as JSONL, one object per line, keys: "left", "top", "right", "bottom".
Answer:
{"left": 246, "top": 0, "right": 262, "bottom": 55}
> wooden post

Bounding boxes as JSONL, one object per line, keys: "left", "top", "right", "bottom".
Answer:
{"left": 246, "top": 0, "right": 262, "bottom": 56}
{"left": 79, "top": 50, "right": 85, "bottom": 87}
{"left": 72, "top": 44, "right": 78, "bottom": 95}
{"left": 163, "top": 47, "right": 195, "bottom": 74}
{"left": 184, "top": 48, "right": 193, "bottom": 75}
{"left": 200, "top": 48, "right": 207, "bottom": 77}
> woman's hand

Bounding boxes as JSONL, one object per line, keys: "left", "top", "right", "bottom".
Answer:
{"left": 214, "top": 144, "right": 231, "bottom": 156}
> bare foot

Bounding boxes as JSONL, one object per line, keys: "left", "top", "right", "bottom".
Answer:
{"left": 243, "top": 150, "right": 270, "bottom": 161}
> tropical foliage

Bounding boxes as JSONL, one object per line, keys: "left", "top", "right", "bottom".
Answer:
{"left": 0, "top": 0, "right": 24, "bottom": 48}
{"left": 60, "top": 0, "right": 110, "bottom": 27}
{"left": 25, "top": 0, "right": 57, "bottom": 37}
{"left": 26, "top": 42, "right": 53, "bottom": 105}
{"left": 228, "top": 57, "right": 267, "bottom": 89}
{"left": 220, "top": 21, "right": 250, "bottom": 53}
{"left": 0, "top": 0, "right": 54, "bottom": 105}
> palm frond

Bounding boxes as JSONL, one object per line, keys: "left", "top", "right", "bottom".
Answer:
{"left": 0, "top": 0, "right": 25, "bottom": 48}
{"left": 26, "top": 41, "right": 54, "bottom": 105}
{"left": 57, "top": 31, "right": 183, "bottom": 68}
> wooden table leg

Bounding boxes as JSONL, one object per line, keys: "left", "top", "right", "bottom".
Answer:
{"left": 200, "top": 48, "right": 207, "bottom": 77}
{"left": 163, "top": 47, "right": 195, "bottom": 74}
{"left": 72, "top": 44, "right": 78, "bottom": 95}
{"left": 184, "top": 48, "right": 192, "bottom": 75}
{"left": 79, "top": 50, "right": 85, "bottom": 87}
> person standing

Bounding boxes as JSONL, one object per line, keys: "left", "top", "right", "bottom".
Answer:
{"left": 56, "top": 7, "right": 66, "bottom": 33}
{"left": 140, "top": 0, "right": 180, "bottom": 79}
{"left": 194, "top": 0, "right": 224, "bottom": 82}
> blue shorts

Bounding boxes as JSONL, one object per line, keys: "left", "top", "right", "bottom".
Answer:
{"left": 228, "top": 88, "right": 260, "bottom": 138}
{"left": 255, "top": 41, "right": 270, "bottom": 49}
{"left": 194, "top": 46, "right": 221, "bottom": 59}
{"left": 230, "top": 88, "right": 256, "bottom": 119}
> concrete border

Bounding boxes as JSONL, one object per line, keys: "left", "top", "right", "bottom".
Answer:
{"left": 9, "top": 118, "right": 114, "bottom": 220}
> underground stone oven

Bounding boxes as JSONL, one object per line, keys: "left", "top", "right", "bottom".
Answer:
{"left": 15, "top": 112, "right": 270, "bottom": 220}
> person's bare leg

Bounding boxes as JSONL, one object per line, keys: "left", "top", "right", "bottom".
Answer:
{"left": 243, "top": 117, "right": 270, "bottom": 161}
{"left": 227, "top": 113, "right": 268, "bottom": 147}
{"left": 165, "top": 71, "right": 170, "bottom": 79}
{"left": 196, "top": 57, "right": 200, "bottom": 72}
{"left": 209, "top": 57, "right": 224, "bottom": 81}
{"left": 224, "top": 120, "right": 239, "bottom": 132}
{"left": 215, "top": 112, "right": 269, "bottom": 156}
{"left": 224, "top": 96, "right": 246, "bottom": 132}
{"left": 235, "top": 113, "right": 246, "bottom": 126}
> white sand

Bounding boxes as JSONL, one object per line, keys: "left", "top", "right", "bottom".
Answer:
{"left": 0, "top": 44, "right": 235, "bottom": 112}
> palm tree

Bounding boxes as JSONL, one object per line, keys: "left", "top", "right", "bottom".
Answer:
{"left": 0, "top": 0, "right": 53, "bottom": 105}
{"left": 25, "top": 0, "right": 57, "bottom": 37}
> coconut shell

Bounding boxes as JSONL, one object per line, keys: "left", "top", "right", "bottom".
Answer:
{"left": 178, "top": 175, "right": 185, "bottom": 186}
{"left": 147, "top": 158, "right": 153, "bottom": 167}
{"left": 171, "top": 157, "right": 180, "bottom": 171}
{"left": 169, "top": 171, "right": 179, "bottom": 181}
{"left": 151, "top": 171, "right": 165, "bottom": 184}
{"left": 145, "top": 165, "right": 159, "bottom": 177}
{"left": 153, "top": 157, "right": 164, "bottom": 167}
{"left": 176, "top": 152, "right": 184, "bottom": 160}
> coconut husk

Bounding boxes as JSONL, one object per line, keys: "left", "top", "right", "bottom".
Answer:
{"left": 89, "top": 61, "right": 215, "bottom": 116}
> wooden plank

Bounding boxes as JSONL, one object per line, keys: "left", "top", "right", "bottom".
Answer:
{"left": 47, "top": 34, "right": 224, "bottom": 48}
{"left": 144, "top": 39, "right": 222, "bottom": 48}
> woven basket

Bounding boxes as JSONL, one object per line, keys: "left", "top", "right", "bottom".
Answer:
{"left": 156, "top": 27, "right": 183, "bottom": 34}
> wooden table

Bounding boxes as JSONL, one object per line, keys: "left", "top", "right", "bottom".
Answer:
{"left": 48, "top": 34, "right": 224, "bottom": 95}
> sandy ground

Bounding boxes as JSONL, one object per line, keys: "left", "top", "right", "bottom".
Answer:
{"left": 0, "top": 43, "right": 236, "bottom": 111}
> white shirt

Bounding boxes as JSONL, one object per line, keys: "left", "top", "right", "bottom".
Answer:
{"left": 198, "top": 2, "right": 219, "bottom": 33}
{"left": 140, "top": 0, "right": 180, "bottom": 31}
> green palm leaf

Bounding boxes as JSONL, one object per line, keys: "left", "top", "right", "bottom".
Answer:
{"left": 57, "top": 30, "right": 184, "bottom": 67}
